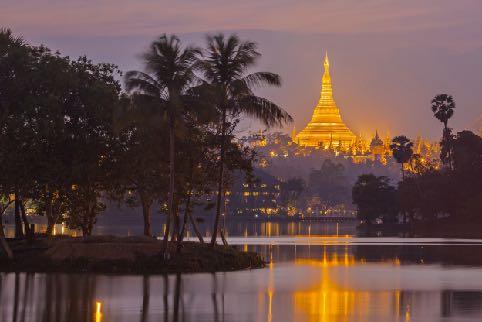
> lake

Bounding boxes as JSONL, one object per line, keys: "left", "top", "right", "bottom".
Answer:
{"left": 2, "top": 222, "right": 482, "bottom": 322}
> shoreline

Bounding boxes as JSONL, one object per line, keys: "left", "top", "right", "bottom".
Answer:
{"left": 0, "top": 236, "right": 265, "bottom": 274}
{"left": 357, "top": 222, "right": 482, "bottom": 239}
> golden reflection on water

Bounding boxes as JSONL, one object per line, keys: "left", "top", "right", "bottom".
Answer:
{"left": 4, "top": 223, "right": 81, "bottom": 238}
{"left": 95, "top": 301, "right": 102, "bottom": 322}
{"left": 289, "top": 248, "right": 409, "bottom": 322}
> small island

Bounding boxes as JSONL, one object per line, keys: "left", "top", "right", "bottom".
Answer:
{"left": 0, "top": 236, "right": 264, "bottom": 274}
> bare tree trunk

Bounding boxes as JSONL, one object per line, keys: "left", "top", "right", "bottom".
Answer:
{"left": 20, "top": 200, "right": 31, "bottom": 236}
{"left": 45, "top": 188, "right": 55, "bottom": 236}
{"left": 171, "top": 203, "right": 180, "bottom": 242}
{"left": 140, "top": 193, "right": 152, "bottom": 237}
{"left": 13, "top": 273, "right": 20, "bottom": 322}
{"left": 0, "top": 216, "right": 13, "bottom": 259}
{"left": 188, "top": 212, "right": 204, "bottom": 243}
{"left": 211, "top": 273, "right": 219, "bottom": 322}
{"left": 163, "top": 274, "right": 169, "bottom": 322}
{"left": 14, "top": 193, "right": 24, "bottom": 238}
{"left": 162, "top": 115, "right": 176, "bottom": 258}
{"left": 177, "top": 193, "right": 192, "bottom": 253}
{"left": 220, "top": 229, "right": 228, "bottom": 246}
{"left": 173, "top": 274, "right": 182, "bottom": 322}
{"left": 211, "top": 110, "right": 226, "bottom": 246}
{"left": 179, "top": 192, "right": 191, "bottom": 243}
{"left": 81, "top": 198, "right": 95, "bottom": 237}
{"left": 141, "top": 276, "right": 150, "bottom": 322}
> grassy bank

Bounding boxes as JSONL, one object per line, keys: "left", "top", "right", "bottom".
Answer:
{"left": 0, "top": 236, "right": 265, "bottom": 274}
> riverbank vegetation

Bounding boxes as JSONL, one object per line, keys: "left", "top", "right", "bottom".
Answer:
{"left": 0, "top": 28, "right": 291, "bottom": 264}
{"left": 0, "top": 236, "right": 264, "bottom": 273}
{"left": 353, "top": 94, "right": 482, "bottom": 236}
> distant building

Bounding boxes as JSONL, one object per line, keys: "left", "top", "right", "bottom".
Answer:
{"left": 369, "top": 131, "right": 389, "bottom": 164}
{"left": 227, "top": 169, "right": 281, "bottom": 216}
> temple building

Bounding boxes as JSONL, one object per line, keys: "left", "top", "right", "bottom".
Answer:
{"left": 370, "top": 131, "right": 384, "bottom": 156}
{"left": 294, "top": 53, "right": 356, "bottom": 149}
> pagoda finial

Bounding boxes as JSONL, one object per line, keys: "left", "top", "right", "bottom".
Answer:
{"left": 321, "top": 51, "right": 331, "bottom": 86}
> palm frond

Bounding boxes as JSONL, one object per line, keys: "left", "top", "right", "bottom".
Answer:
{"left": 233, "top": 95, "right": 292, "bottom": 128}
{"left": 124, "top": 71, "right": 161, "bottom": 97}
{"left": 228, "top": 79, "right": 253, "bottom": 98}
{"left": 241, "top": 72, "right": 281, "bottom": 89}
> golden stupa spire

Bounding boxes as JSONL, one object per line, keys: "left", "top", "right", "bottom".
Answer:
{"left": 323, "top": 52, "right": 330, "bottom": 77}
{"left": 294, "top": 52, "right": 356, "bottom": 149}
{"left": 319, "top": 51, "right": 334, "bottom": 106}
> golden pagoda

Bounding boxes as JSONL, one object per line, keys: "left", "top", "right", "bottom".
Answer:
{"left": 294, "top": 53, "right": 356, "bottom": 149}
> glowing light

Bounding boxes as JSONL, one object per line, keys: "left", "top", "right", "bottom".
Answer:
{"left": 293, "top": 254, "right": 402, "bottom": 322}
{"left": 267, "top": 290, "right": 273, "bottom": 322}
{"left": 95, "top": 301, "right": 103, "bottom": 322}
{"left": 405, "top": 305, "right": 411, "bottom": 321}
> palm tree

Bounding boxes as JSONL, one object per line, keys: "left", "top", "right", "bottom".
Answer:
{"left": 125, "top": 34, "right": 201, "bottom": 257}
{"left": 199, "top": 34, "right": 292, "bottom": 246}
{"left": 431, "top": 94, "right": 455, "bottom": 131}
{"left": 390, "top": 136, "right": 414, "bottom": 180}
{"left": 431, "top": 94, "right": 455, "bottom": 166}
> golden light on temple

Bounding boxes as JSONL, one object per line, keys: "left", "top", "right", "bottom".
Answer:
{"left": 294, "top": 52, "right": 356, "bottom": 149}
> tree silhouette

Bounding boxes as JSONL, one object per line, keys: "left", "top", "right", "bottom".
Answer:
{"left": 431, "top": 94, "right": 455, "bottom": 130}
{"left": 431, "top": 94, "right": 455, "bottom": 166}
{"left": 125, "top": 35, "right": 201, "bottom": 255}
{"left": 352, "top": 174, "right": 398, "bottom": 224}
{"left": 199, "top": 33, "right": 292, "bottom": 246}
{"left": 390, "top": 136, "right": 414, "bottom": 179}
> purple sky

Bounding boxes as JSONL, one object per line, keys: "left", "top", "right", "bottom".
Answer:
{"left": 2, "top": 0, "right": 482, "bottom": 139}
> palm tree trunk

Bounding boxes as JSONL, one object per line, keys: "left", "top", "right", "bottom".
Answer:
{"left": 178, "top": 157, "right": 196, "bottom": 246}
{"left": 211, "top": 109, "right": 227, "bottom": 246}
{"left": 443, "top": 122, "right": 453, "bottom": 170}
{"left": 162, "top": 114, "right": 175, "bottom": 257}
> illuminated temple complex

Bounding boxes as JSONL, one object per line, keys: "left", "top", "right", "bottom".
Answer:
{"left": 294, "top": 53, "right": 356, "bottom": 149}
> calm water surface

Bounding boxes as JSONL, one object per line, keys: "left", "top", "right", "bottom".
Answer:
{"left": 2, "top": 223, "right": 482, "bottom": 322}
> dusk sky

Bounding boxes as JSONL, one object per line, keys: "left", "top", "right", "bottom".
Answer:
{"left": 2, "top": 0, "right": 482, "bottom": 139}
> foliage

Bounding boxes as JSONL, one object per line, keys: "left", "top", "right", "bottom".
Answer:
{"left": 431, "top": 94, "right": 455, "bottom": 167}
{"left": 431, "top": 94, "right": 455, "bottom": 128}
{"left": 308, "top": 159, "right": 350, "bottom": 208}
{"left": 352, "top": 174, "right": 398, "bottom": 224}
{"left": 0, "top": 28, "right": 121, "bottom": 236}
{"left": 390, "top": 131, "right": 481, "bottom": 224}
{"left": 279, "top": 178, "right": 305, "bottom": 215}
{"left": 390, "top": 135, "right": 413, "bottom": 178}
